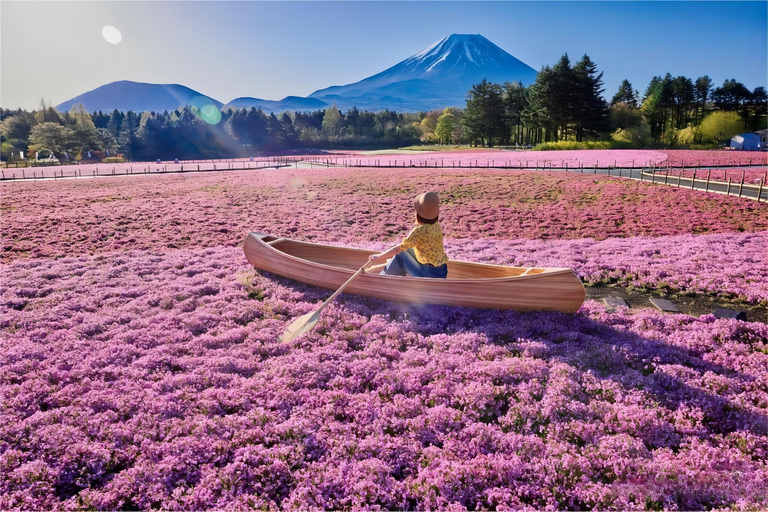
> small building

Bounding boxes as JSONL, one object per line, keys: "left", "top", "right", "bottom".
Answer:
{"left": 756, "top": 129, "right": 768, "bottom": 149}
{"left": 729, "top": 132, "right": 762, "bottom": 151}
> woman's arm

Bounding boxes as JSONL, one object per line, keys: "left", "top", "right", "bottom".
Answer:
{"left": 368, "top": 244, "right": 402, "bottom": 263}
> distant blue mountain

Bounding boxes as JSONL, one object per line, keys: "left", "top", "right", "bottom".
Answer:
{"left": 55, "top": 80, "right": 223, "bottom": 113}
{"left": 224, "top": 96, "right": 327, "bottom": 113}
{"left": 56, "top": 34, "right": 538, "bottom": 114}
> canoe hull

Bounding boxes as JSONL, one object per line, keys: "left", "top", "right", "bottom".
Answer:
{"left": 243, "top": 233, "right": 585, "bottom": 313}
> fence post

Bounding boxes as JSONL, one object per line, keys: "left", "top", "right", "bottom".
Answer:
{"left": 739, "top": 171, "right": 745, "bottom": 197}
{"left": 691, "top": 170, "right": 696, "bottom": 189}
{"left": 726, "top": 177, "right": 731, "bottom": 195}
{"left": 706, "top": 169, "right": 711, "bottom": 192}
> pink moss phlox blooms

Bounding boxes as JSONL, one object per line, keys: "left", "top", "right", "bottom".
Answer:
{"left": 2, "top": 246, "right": 768, "bottom": 509}
{"left": 659, "top": 149, "right": 766, "bottom": 167}
{"left": 5, "top": 150, "right": 765, "bottom": 180}
{"left": 2, "top": 155, "right": 768, "bottom": 509}
{"left": 2, "top": 167, "right": 766, "bottom": 262}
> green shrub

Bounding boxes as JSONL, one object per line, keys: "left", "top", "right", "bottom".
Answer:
{"left": 699, "top": 111, "right": 744, "bottom": 144}
{"left": 532, "top": 140, "right": 633, "bottom": 151}
{"left": 611, "top": 122, "right": 652, "bottom": 147}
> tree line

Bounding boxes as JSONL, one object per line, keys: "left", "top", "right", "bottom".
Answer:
{"left": 447, "top": 54, "right": 766, "bottom": 148}
{"left": 0, "top": 102, "right": 423, "bottom": 162}
{"left": 1, "top": 56, "right": 765, "bottom": 162}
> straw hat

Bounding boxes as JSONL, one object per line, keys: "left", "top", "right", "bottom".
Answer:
{"left": 413, "top": 191, "right": 439, "bottom": 220}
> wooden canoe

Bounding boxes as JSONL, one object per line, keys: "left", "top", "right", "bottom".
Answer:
{"left": 243, "top": 232, "right": 585, "bottom": 313}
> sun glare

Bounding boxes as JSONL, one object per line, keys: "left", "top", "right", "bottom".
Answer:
{"left": 102, "top": 25, "right": 122, "bottom": 45}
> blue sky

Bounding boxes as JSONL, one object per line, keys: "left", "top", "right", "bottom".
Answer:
{"left": 1, "top": 1, "right": 766, "bottom": 110}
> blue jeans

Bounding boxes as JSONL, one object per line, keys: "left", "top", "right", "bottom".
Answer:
{"left": 383, "top": 248, "right": 448, "bottom": 278}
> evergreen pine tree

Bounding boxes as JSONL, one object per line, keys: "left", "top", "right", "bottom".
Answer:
{"left": 573, "top": 55, "right": 608, "bottom": 141}
{"left": 611, "top": 80, "right": 638, "bottom": 107}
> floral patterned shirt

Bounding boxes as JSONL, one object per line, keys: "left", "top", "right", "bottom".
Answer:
{"left": 400, "top": 222, "right": 448, "bottom": 266}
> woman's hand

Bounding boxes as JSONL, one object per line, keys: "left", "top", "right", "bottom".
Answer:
{"left": 369, "top": 245, "right": 401, "bottom": 264}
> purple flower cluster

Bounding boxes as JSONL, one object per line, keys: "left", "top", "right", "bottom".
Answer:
{"left": 2, "top": 246, "right": 767, "bottom": 510}
{"left": 3, "top": 158, "right": 768, "bottom": 510}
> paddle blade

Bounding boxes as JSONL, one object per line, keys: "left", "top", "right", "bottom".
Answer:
{"left": 279, "top": 310, "right": 321, "bottom": 342}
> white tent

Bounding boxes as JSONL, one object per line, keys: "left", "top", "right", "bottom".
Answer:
{"left": 730, "top": 133, "right": 761, "bottom": 151}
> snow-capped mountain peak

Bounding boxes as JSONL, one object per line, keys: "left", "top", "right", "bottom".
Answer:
{"left": 398, "top": 34, "right": 523, "bottom": 75}
{"left": 308, "top": 33, "right": 538, "bottom": 110}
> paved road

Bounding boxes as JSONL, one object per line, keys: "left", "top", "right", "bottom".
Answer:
{"left": 570, "top": 167, "right": 766, "bottom": 202}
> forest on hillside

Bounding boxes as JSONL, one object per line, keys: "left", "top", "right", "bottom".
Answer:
{"left": 1, "top": 53, "right": 765, "bottom": 162}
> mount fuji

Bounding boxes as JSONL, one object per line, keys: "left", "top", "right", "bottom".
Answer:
{"left": 309, "top": 34, "right": 538, "bottom": 111}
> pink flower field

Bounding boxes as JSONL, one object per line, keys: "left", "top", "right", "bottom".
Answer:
{"left": 3, "top": 167, "right": 766, "bottom": 262}
{"left": 310, "top": 149, "right": 767, "bottom": 169}
{"left": 3, "top": 150, "right": 765, "bottom": 181}
{"left": 2, "top": 164, "right": 768, "bottom": 510}
{"left": 658, "top": 150, "right": 766, "bottom": 167}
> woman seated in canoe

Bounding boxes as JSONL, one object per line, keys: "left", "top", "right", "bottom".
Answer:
{"left": 368, "top": 191, "right": 448, "bottom": 278}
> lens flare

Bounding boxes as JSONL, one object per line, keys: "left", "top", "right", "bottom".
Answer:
{"left": 190, "top": 96, "right": 222, "bottom": 125}
{"left": 200, "top": 104, "right": 222, "bottom": 125}
{"left": 102, "top": 26, "right": 122, "bottom": 45}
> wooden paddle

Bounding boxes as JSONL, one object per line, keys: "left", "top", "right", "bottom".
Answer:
{"left": 279, "top": 259, "right": 375, "bottom": 342}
